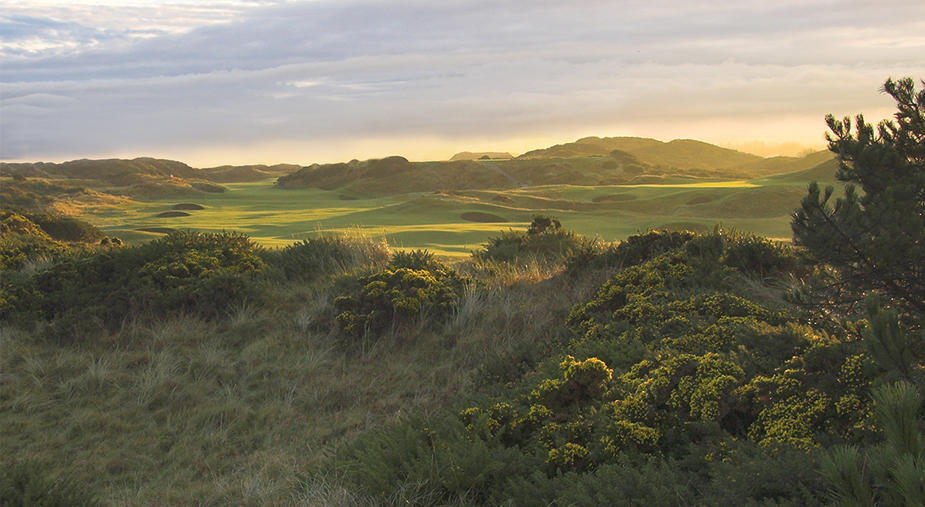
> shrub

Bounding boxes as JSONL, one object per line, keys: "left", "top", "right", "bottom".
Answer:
{"left": 265, "top": 236, "right": 360, "bottom": 281}
{"left": 27, "top": 212, "right": 104, "bottom": 243}
{"left": 569, "top": 229, "right": 696, "bottom": 271}
{"left": 3, "top": 230, "right": 266, "bottom": 335}
{"left": 475, "top": 215, "right": 588, "bottom": 264}
{"left": 721, "top": 230, "right": 797, "bottom": 278}
{"left": 1, "top": 207, "right": 104, "bottom": 243}
{"left": 0, "top": 234, "right": 78, "bottom": 272}
{"left": 1, "top": 210, "right": 50, "bottom": 239}
{"left": 339, "top": 413, "right": 505, "bottom": 503}
{"left": 334, "top": 250, "right": 465, "bottom": 339}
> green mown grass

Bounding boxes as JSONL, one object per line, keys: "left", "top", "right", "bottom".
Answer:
{"left": 81, "top": 166, "right": 834, "bottom": 256}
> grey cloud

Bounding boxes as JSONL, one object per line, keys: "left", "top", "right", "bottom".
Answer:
{"left": 1, "top": 0, "right": 923, "bottom": 162}
{"left": 6, "top": 0, "right": 923, "bottom": 81}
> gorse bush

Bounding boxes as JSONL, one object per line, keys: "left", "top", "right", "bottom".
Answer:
{"left": 0, "top": 234, "right": 78, "bottom": 272}
{"left": 338, "top": 229, "right": 879, "bottom": 504}
{"left": 1, "top": 230, "right": 266, "bottom": 335}
{"left": 334, "top": 250, "right": 466, "bottom": 339}
{"left": 263, "top": 234, "right": 389, "bottom": 281}
{"left": 568, "top": 229, "right": 697, "bottom": 271}
{"left": 720, "top": 231, "right": 798, "bottom": 278}
{"left": 474, "top": 214, "right": 588, "bottom": 264}
{"left": 0, "top": 207, "right": 104, "bottom": 243}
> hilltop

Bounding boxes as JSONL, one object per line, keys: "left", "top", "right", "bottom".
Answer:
{"left": 0, "top": 158, "right": 298, "bottom": 212}
{"left": 449, "top": 151, "right": 515, "bottom": 161}
{"left": 1, "top": 158, "right": 297, "bottom": 185}
{"left": 276, "top": 137, "right": 834, "bottom": 197}
{"left": 0, "top": 137, "right": 834, "bottom": 204}
{"left": 276, "top": 156, "right": 513, "bottom": 197}
{"left": 518, "top": 136, "right": 832, "bottom": 178}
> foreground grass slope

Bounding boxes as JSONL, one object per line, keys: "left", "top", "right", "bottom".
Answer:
{"left": 3, "top": 223, "right": 921, "bottom": 505}
{"left": 1, "top": 224, "right": 614, "bottom": 505}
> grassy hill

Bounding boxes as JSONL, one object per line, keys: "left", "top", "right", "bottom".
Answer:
{"left": 198, "top": 164, "right": 299, "bottom": 183}
{"left": 0, "top": 159, "right": 300, "bottom": 216}
{"left": 449, "top": 152, "right": 514, "bottom": 161}
{"left": 276, "top": 138, "right": 835, "bottom": 197}
{"left": 518, "top": 136, "right": 834, "bottom": 179}
{"left": 1, "top": 157, "right": 200, "bottom": 180}
{"left": 0, "top": 135, "right": 841, "bottom": 254}
{"left": 277, "top": 157, "right": 515, "bottom": 197}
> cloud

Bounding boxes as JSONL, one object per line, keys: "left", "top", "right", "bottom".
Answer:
{"left": 2, "top": 0, "right": 924, "bottom": 164}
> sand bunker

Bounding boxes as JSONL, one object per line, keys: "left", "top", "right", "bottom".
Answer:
{"left": 171, "top": 203, "right": 205, "bottom": 210}
{"left": 136, "top": 227, "right": 174, "bottom": 234}
{"left": 461, "top": 212, "right": 508, "bottom": 223}
{"left": 154, "top": 211, "right": 191, "bottom": 218}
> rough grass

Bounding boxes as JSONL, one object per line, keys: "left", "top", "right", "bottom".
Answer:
{"left": 591, "top": 194, "right": 637, "bottom": 202}
{"left": 1, "top": 237, "right": 615, "bottom": 505}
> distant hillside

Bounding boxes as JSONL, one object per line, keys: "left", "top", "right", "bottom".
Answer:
{"left": 1, "top": 139, "right": 837, "bottom": 204}
{"left": 1, "top": 157, "right": 199, "bottom": 180}
{"left": 757, "top": 157, "right": 840, "bottom": 185}
{"left": 276, "top": 145, "right": 837, "bottom": 196}
{"left": 1, "top": 158, "right": 298, "bottom": 184}
{"left": 277, "top": 156, "right": 514, "bottom": 196}
{"left": 199, "top": 164, "right": 300, "bottom": 183}
{"left": 449, "top": 152, "right": 514, "bottom": 161}
{"left": 518, "top": 136, "right": 833, "bottom": 178}
{"left": 0, "top": 158, "right": 311, "bottom": 211}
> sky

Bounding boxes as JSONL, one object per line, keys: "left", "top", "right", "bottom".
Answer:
{"left": 1, "top": 0, "right": 924, "bottom": 167}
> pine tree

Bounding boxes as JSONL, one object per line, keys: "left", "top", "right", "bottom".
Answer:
{"left": 821, "top": 299, "right": 925, "bottom": 507}
{"left": 791, "top": 77, "right": 925, "bottom": 319}
{"left": 820, "top": 382, "right": 925, "bottom": 507}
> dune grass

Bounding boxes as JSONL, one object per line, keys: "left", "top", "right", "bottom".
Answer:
{"left": 0, "top": 235, "right": 616, "bottom": 506}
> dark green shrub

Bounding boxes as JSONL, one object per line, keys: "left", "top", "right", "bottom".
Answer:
{"left": 387, "top": 249, "right": 443, "bottom": 271}
{"left": 569, "top": 229, "right": 696, "bottom": 271}
{"left": 0, "top": 234, "right": 78, "bottom": 272}
{"left": 0, "top": 210, "right": 49, "bottom": 240}
{"left": 334, "top": 250, "right": 465, "bottom": 339}
{"left": 3, "top": 230, "right": 266, "bottom": 334}
{"left": 26, "top": 212, "right": 104, "bottom": 243}
{"left": 1, "top": 207, "right": 104, "bottom": 243}
{"left": 721, "top": 231, "right": 797, "bottom": 278}
{"left": 475, "top": 215, "right": 588, "bottom": 263}
{"left": 264, "top": 236, "right": 356, "bottom": 281}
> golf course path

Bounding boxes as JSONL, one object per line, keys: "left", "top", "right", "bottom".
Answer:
{"left": 482, "top": 161, "right": 528, "bottom": 188}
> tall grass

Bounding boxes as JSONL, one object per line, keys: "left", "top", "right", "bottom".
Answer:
{"left": 1, "top": 231, "right": 615, "bottom": 505}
